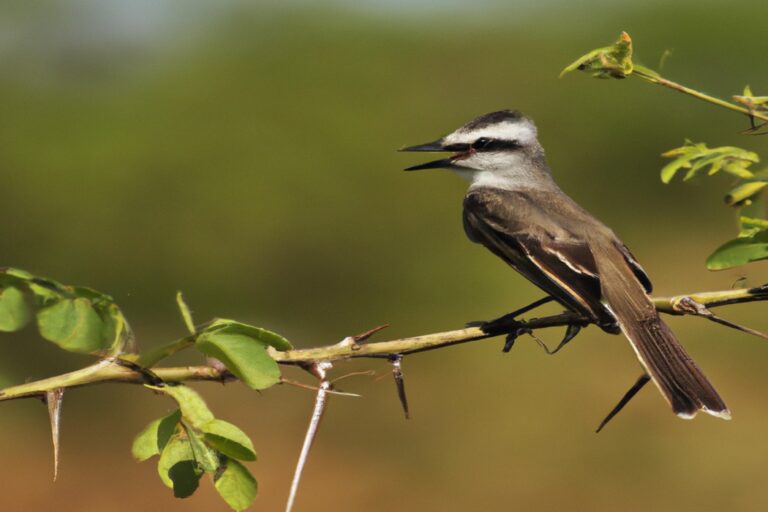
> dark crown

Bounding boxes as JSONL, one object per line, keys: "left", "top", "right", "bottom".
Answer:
{"left": 462, "top": 110, "right": 525, "bottom": 130}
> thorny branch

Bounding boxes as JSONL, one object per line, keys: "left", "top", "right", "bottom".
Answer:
{"left": 0, "top": 284, "right": 766, "bottom": 402}
{"left": 2, "top": 283, "right": 766, "bottom": 511}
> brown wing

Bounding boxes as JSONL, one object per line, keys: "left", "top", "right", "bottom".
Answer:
{"left": 463, "top": 187, "right": 618, "bottom": 331}
{"left": 615, "top": 242, "right": 652, "bottom": 293}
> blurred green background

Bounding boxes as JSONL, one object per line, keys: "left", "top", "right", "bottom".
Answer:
{"left": 1, "top": 1, "right": 767, "bottom": 510}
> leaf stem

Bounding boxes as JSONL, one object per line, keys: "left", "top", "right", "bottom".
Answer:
{"left": 632, "top": 68, "right": 768, "bottom": 123}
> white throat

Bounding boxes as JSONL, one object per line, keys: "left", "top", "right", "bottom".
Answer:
{"left": 455, "top": 165, "right": 549, "bottom": 191}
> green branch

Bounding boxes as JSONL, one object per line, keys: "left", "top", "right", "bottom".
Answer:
{"left": 2, "top": 284, "right": 766, "bottom": 402}
{"left": 561, "top": 32, "right": 768, "bottom": 126}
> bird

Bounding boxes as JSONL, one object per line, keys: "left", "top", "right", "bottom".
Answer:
{"left": 400, "top": 109, "right": 730, "bottom": 422}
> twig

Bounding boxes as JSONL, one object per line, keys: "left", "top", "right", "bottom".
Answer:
{"left": 286, "top": 362, "right": 332, "bottom": 512}
{"left": 631, "top": 68, "right": 768, "bottom": 124}
{"left": 0, "top": 285, "right": 765, "bottom": 401}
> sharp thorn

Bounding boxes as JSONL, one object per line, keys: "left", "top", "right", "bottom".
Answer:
{"left": 352, "top": 324, "right": 390, "bottom": 343}
{"left": 389, "top": 355, "right": 410, "bottom": 419}
{"left": 286, "top": 368, "right": 332, "bottom": 512}
{"left": 45, "top": 388, "right": 65, "bottom": 481}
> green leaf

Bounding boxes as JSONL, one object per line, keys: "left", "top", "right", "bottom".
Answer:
{"left": 0, "top": 287, "right": 32, "bottom": 332}
{"left": 36, "top": 298, "right": 108, "bottom": 353}
{"left": 207, "top": 319, "right": 293, "bottom": 351}
{"left": 176, "top": 291, "right": 196, "bottom": 335}
{"left": 197, "top": 330, "right": 281, "bottom": 390}
{"left": 560, "top": 31, "right": 634, "bottom": 79}
{"left": 168, "top": 460, "right": 202, "bottom": 498}
{"left": 740, "top": 216, "right": 768, "bottom": 230}
{"left": 1, "top": 268, "right": 34, "bottom": 281}
{"left": 706, "top": 231, "right": 768, "bottom": 270}
{"left": 214, "top": 459, "right": 258, "bottom": 512}
{"left": 157, "top": 436, "right": 197, "bottom": 489}
{"left": 725, "top": 181, "right": 768, "bottom": 207}
{"left": 723, "top": 162, "right": 755, "bottom": 179}
{"left": 661, "top": 141, "right": 759, "bottom": 184}
{"left": 203, "top": 419, "right": 257, "bottom": 461}
{"left": 660, "top": 155, "right": 693, "bottom": 183}
{"left": 183, "top": 421, "right": 220, "bottom": 473}
{"left": 148, "top": 384, "right": 215, "bottom": 428}
{"left": 132, "top": 409, "right": 182, "bottom": 461}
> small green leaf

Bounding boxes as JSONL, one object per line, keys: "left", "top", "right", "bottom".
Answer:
{"left": 740, "top": 216, "right": 768, "bottom": 230}
{"left": 176, "top": 292, "right": 196, "bottom": 335}
{"left": 168, "top": 460, "right": 202, "bottom": 498}
{"left": 706, "top": 231, "right": 768, "bottom": 270}
{"left": 132, "top": 409, "right": 182, "bottom": 461}
{"left": 723, "top": 162, "right": 755, "bottom": 179}
{"left": 661, "top": 156, "right": 693, "bottom": 183}
{"left": 158, "top": 436, "right": 198, "bottom": 489}
{"left": 661, "top": 141, "right": 759, "bottom": 184}
{"left": 725, "top": 181, "right": 768, "bottom": 207}
{"left": 207, "top": 319, "right": 293, "bottom": 351}
{"left": 203, "top": 419, "right": 257, "bottom": 461}
{"left": 1, "top": 268, "right": 34, "bottom": 281}
{"left": 37, "top": 298, "right": 108, "bottom": 353}
{"left": 71, "top": 286, "right": 114, "bottom": 305}
{"left": 149, "top": 385, "right": 215, "bottom": 428}
{"left": 197, "top": 330, "right": 281, "bottom": 390}
{"left": 183, "top": 421, "right": 220, "bottom": 473}
{"left": 215, "top": 459, "right": 258, "bottom": 512}
{"left": 0, "top": 287, "right": 31, "bottom": 332}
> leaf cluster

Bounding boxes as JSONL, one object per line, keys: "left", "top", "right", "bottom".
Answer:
{"left": 563, "top": 32, "right": 768, "bottom": 272}
{"left": 132, "top": 385, "right": 257, "bottom": 511}
{"left": 0, "top": 268, "right": 129, "bottom": 354}
{"left": 560, "top": 31, "right": 634, "bottom": 79}
{"left": 0, "top": 268, "right": 295, "bottom": 510}
{"left": 660, "top": 141, "right": 768, "bottom": 270}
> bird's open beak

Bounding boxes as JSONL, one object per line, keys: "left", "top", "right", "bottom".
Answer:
{"left": 399, "top": 139, "right": 468, "bottom": 171}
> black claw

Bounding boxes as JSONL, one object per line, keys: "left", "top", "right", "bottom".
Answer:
{"left": 502, "top": 327, "right": 530, "bottom": 352}
{"left": 477, "top": 296, "right": 554, "bottom": 335}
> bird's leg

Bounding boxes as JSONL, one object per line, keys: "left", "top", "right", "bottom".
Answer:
{"left": 467, "top": 296, "right": 555, "bottom": 334}
{"left": 595, "top": 373, "right": 651, "bottom": 433}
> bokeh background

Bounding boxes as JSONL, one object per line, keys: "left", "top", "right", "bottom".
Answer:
{"left": 1, "top": 1, "right": 767, "bottom": 510}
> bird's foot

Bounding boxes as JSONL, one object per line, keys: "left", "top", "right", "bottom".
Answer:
{"left": 467, "top": 296, "right": 555, "bottom": 335}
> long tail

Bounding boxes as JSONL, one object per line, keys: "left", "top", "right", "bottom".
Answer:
{"left": 594, "top": 243, "right": 730, "bottom": 420}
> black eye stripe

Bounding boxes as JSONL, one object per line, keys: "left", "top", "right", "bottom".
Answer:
{"left": 471, "top": 138, "right": 520, "bottom": 152}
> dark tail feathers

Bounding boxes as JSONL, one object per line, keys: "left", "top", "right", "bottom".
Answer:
{"left": 595, "top": 244, "right": 730, "bottom": 420}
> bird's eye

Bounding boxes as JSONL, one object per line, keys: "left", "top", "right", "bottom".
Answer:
{"left": 473, "top": 137, "right": 492, "bottom": 150}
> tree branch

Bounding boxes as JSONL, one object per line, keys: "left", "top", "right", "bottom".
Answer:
{"left": 1, "top": 284, "right": 766, "bottom": 402}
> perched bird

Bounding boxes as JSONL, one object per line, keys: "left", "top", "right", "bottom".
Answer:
{"left": 401, "top": 109, "right": 730, "bottom": 421}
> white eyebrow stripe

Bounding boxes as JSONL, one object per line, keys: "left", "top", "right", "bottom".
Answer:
{"left": 444, "top": 121, "right": 538, "bottom": 146}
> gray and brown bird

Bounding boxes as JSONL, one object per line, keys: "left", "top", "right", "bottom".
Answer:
{"left": 401, "top": 109, "right": 730, "bottom": 422}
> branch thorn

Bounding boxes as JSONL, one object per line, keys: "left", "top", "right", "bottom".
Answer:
{"left": 389, "top": 355, "right": 410, "bottom": 419}
{"left": 286, "top": 362, "right": 332, "bottom": 512}
{"left": 45, "top": 388, "right": 65, "bottom": 481}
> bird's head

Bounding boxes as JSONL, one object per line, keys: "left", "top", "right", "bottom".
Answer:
{"left": 400, "top": 110, "right": 544, "bottom": 182}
